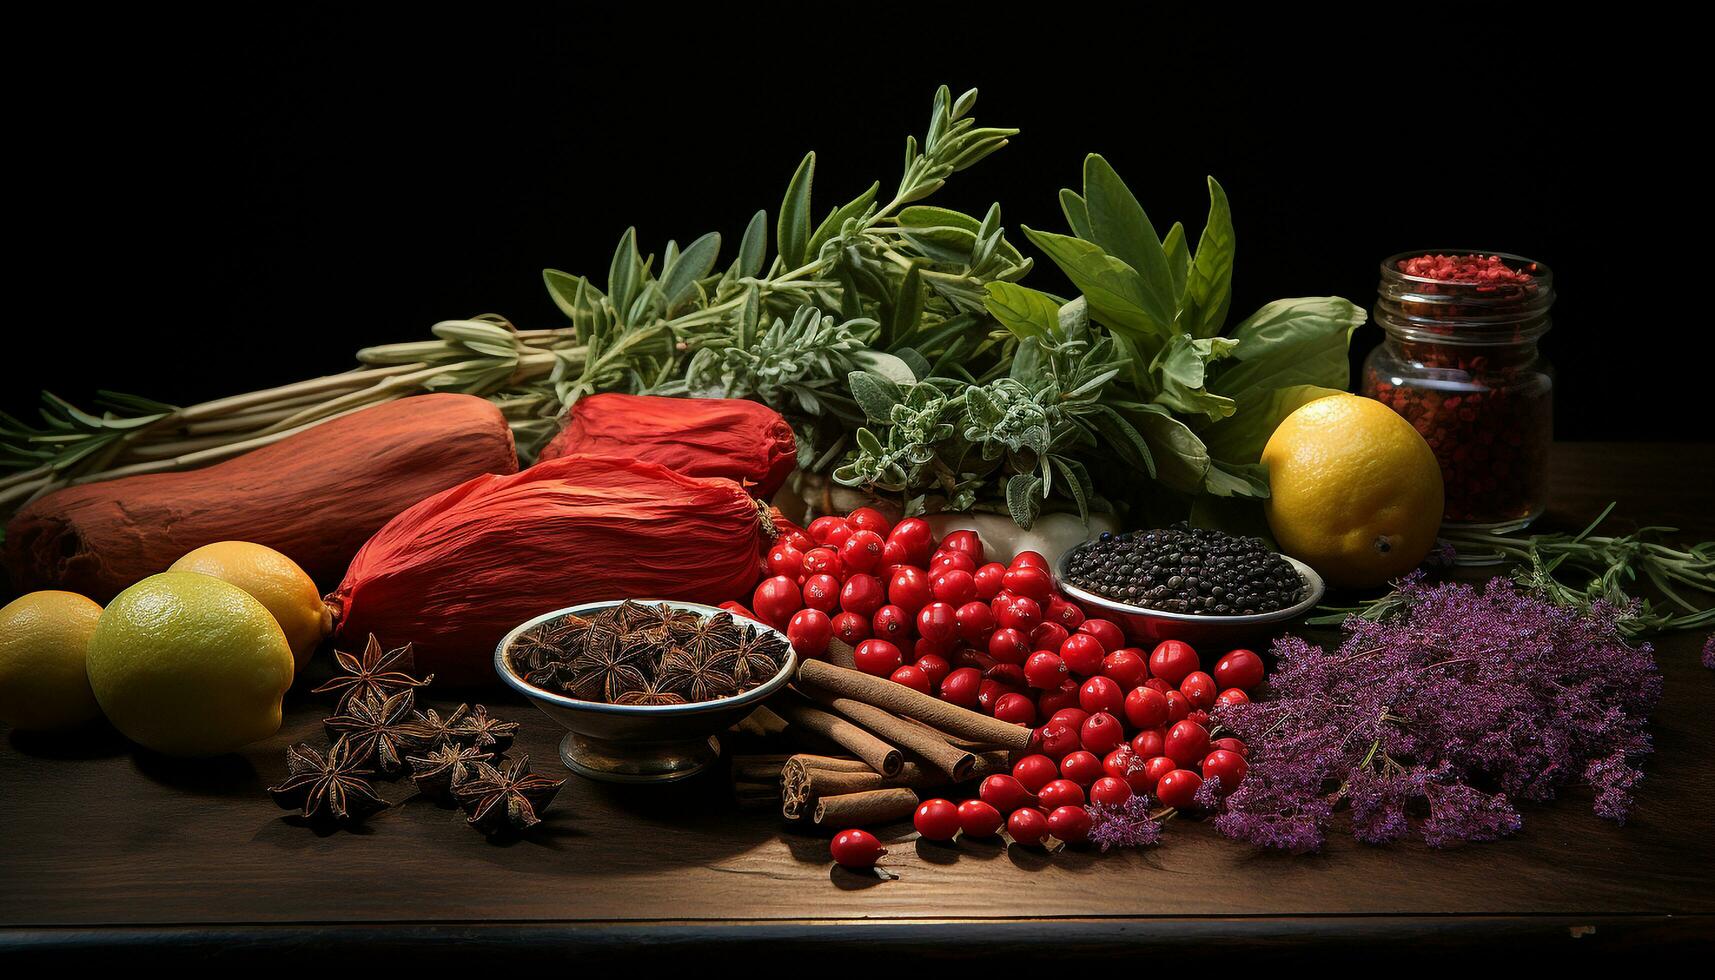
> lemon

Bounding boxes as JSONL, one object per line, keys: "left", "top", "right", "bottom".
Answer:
{"left": 170, "top": 541, "right": 331, "bottom": 672}
{"left": 1261, "top": 394, "right": 1444, "bottom": 589}
{"left": 86, "top": 571, "right": 295, "bottom": 756}
{"left": 0, "top": 590, "right": 105, "bottom": 731}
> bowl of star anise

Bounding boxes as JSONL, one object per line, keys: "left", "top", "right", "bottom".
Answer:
{"left": 495, "top": 599, "right": 797, "bottom": 784}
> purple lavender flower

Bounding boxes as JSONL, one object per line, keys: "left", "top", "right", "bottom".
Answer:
{"left": 1702, "top": 633, "right": 1713, "bottom": 670}
{"left": 1088, "top": 793, "right": 1164, "bottom": 851}
{"left": 1213, "top": 576, "right": 1660, "bottom": 852}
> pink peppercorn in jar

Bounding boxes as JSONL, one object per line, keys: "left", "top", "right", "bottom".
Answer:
{"left": 1361, "top": 251, "right": 1554, "bottom": 531}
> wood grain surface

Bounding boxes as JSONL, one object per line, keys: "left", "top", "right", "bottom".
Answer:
{"left": 3, "top": 443, "right": 1712, "bottom": 959}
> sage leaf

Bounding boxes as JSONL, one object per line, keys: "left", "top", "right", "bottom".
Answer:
{"left": 849, "top": 371, "right": 904, "bottom": 423}
{"left": 778, "top": 152, "right": 815, "bottom": 268}
{"left": 809, "top": 181, "right": 879, "bottom": 257}
{"left": 736, "top": 209, "right": 767, "bottom": 279}
{"left": 1006, "top": 473, "right": 1042, "bottom": 529}
{"left": 1082, "top": 155, "right": 1175, "bottom": 321}
{"left": 1022, "top": 227, "right": 1172, "bottom": 338}
{"left": 1134, "top": 406, "right": 1210, "bottom": 492}
{"left": 661, "top": 231, "right": 721, "bottom": 307}
{"left": 1163, "top": 221, "right": 1189, "bottom": 300}
{"left": 885, "top": 264, "right": 924, "bottom": 349}
{"left": 543, "top": 268, "right": 583, "bottom": 320}
{"left": 1059, "top": 189, "right": 1093, "bottom": 241}
{"left": 1182, "top": 176, "right": 1236, "bottom": 339}
{"left": 984, "top": 282, "right": 1060, "bottom": 341}
{"left": 607, "top": 227, "right": 642, "bottom": 323}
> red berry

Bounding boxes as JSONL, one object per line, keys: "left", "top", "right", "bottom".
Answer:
{"left": 984, "top": 662, "right": 1027, "bottom": 688}
{"left": 1155, "top": 769, "right": 1203, "bottom": 809}
{"left": 1007, "top": 807, "right": 1050, "bottom": 846}
{"left": 1046, "top": 805, "right": 1092, "bottom": 843}
{"left": 957, "top": 799, "right": 1005, "bottom": 837}
{"left": 1079, "top": 711, "right": 1125, "bottom": 755}
{"left": 1047, "top": 707, "right": 1090, "bottom": 730}
{"left": 1201, "top": 749, "right": 1248, "bottom": 793}
{"left": 830, "top": 828, "right": 887, "bottom": 869}
{"left": 1213, "top": 649, "right": 1266, "bottom": 691}
{"left": 986, "top": 626, "right": 1028, "bottom": 664}
{"left": 1012, "top": 754, "right": 1060, "bottom": 793}
{"left": 1044, "top": 596, "right": 1085, "bottom": 630}
{"left": 914, "top": 654, "right": 951, "bottom": 688}
{"left": 1164, "top": 720, "right": 1211, "bottom": 766}
{"left": 1030, "top": 621, "right": 1071, "bottom": 653}
{"left": 886, "top": 517, "right": 934, "bottom": 566}
{"left": 839, "top": 529, "right": 886, "bottom": 574}
{"left": 853, "top": 639, "right": 903, "bottom": 677}
{"left": 1163, "top": 689, "right": 1192, "bottom": 724}
{"left": 805, "top": 547, "right": 849, "bottom": 583}
{"left": 1059, "top": 750, "right": 1103, "bottom": 786}
{"left": 1001, "top": 565, "right": 1053, "bottom": 602}
{"left": 914, "top": 798, "right": 961, "bottom": 840}
{"left": 1089, "top": 775, "right": 1133, "bottom": 808}
{"left": 766, "top": 542, "right": 805, "bottom": 579}
{"left": 1131, "top": 728, "right": 1166, "bottom": 759}
{"left": 1077, "top": 619, "right": 1126, "bottom": 653}
{"left": 930, "top": 550, "right": 977, "bottom": 576}
{"left": 1149, "top": 639, "right": 1199, "bottom": 685}
{"left": 1009, "top": 550, "right": 1049, "bottom": 571}
{"left": 1186, "top": 708, "right": 1210, "bottom": 727}
{"left": 939, "top": 529, "right": 984, "bottom": 564}
{"left": 808, "top": 516, "right": 851, "bottom": 547}
{"left": 931, "top": 569, "right": 977, "bottom": 607}
{"left": 881, "top": 538, "right": 909, "bottom": 571}
{"left": 1037, "top": 778, "right": 1086, "bottom": 810}
{"left": 786, "top": 608, "right": 832, "bottom": 657}
{"left": 1037, "top": 679, "right": 1081, "bottom": 716}
{"left": 1078, "top": 676, "right": 1124, "bottom": 716}
{"left": 972, "top": 562, "right": 1007, "bottom": 600}
{"left": 781, "top": 529, "right": 814, "bottom": 553}
{"left": 980, "top": 773, "right": 1037, "bottom": 812}
{"left": 1103, "top": 748, "right": 1150, "bottom": 792}
{"left": 1143, "top": 677, "right": 1172, "bottom": 694}
{"left": 1213, "top": 736, "right": 1249, "bottom": 758}
{"left": 751, "top": 575, "right": 802, "bottom": 627}
{"left": 995, "top": 595, "right": 1042, "bottom": 632}
{"left": 1035, "top": 719, "right": 1082, "bottom": 760}
{"left": 1216, "top": 688, "right": 1251, "bottom": 707}
{"left": 802, "top": 573, "right": 842, "bottom": 613}
{"left": 993, "top": 692, "right": 1036, "bottom": 726}
{"left": 888, "top": 566, "right": 932, "bottom": 613}
{"left": 914, "top": 634, "right": 953, "bottom": 660}
{"left": 1142, "top": 755, "right": 1177, "bottom": 791}
{"left": 831, "top": 611, "right": 871, "bottom": 645}
{"left": 872, "top": 604, "right": 914, "bottom": 644}
{"left": 1059, "top": 633, "right": 1107, "bottom": 676}
{"left": 1101, "top": 648, "right": 1148, "bottom": 689}
{"left": 976, "top": 678, "right": 1018, "bottom": 715}
{"left": 916, "top": 601, "right": 958, "bottom": 646}
{"left": 889, "top": 664, "right": 932, "bottom": 694}
{"left": 939, "top": 667, "right": 982, "bottom": 707}
{"left": 847, "top": 506, "right": 892, "bottom": 536}
{"left": 1179, "top": 670, "right": 1218, "bottom": 710}
{"left": 1024, "top": 651, "right": 1068, "bottom": 689}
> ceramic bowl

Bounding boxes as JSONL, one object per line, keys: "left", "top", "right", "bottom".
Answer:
{"left": 494, "top": 599, "right": 798, "bottom": 784}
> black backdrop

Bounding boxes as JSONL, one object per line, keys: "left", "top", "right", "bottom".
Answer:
{"left": 7, "top": 11, "right": 1696, "bottom": 440}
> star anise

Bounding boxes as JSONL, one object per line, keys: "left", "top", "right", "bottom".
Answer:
{"left": 268, "top": 738, "right": 388, "bottom": 824}
{"left": 612, "top": 682, "right": 688, "bottom": 706}
{"left": 324, "top": 689, "right": 431, "bottom": 776}
{"left": 453, "top": 755, "right": 565, "bottom": 835}
{"left": 708, "top": 625, "right": 786, "bottom": 688}
{"left": 447, "top": 703, "right": 519, "bottom": 753}
{"left": 312, "top": 634, "right": 433, "bottom": 714}
{"left": 406, "top": 741, "right": 493, "bottom": 804}
{"left": 609, "top": 599, "right": 658, "bottom": 630}
{"left": 411, "top": 703, "right": 471, "bottom": 748}
{"left": 658, "top": 644, "right": 740, "bottom": 702}
{"left": 564, "top": 626, "right": 649, "bottom": 702}
{"left": 672, "top": 610, "right": 740, "bottom": 657}
{"left": 508, "top": 614, "right": 593, "bottom": 673}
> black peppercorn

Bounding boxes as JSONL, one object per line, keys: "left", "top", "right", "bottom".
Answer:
{"left": 1064, "top": 524, "right": 1304, "bottom": 616}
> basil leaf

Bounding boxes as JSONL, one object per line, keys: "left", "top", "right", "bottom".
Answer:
{"left": 1183, "top": 177, "right": 1235, "bottom": 338}
{"left": 1082, "top": 154, "right": 1175, "bottom": 323}
{"left": 1213, "top": 297, "right": 1365, "bottom": 398}
{"left": 1202, "top": 458, "right": 1269, "bottom": 498}
{"left": 1200, "top": 384, "right": 1342, "bottom": 463}
{"left": 1021, "top": 227, "right": 1172, "bottom": 338}
{"left": 1226, "top": 296, "right": 1366, "bottom": 363}
{"left": 777, "top": 152, "right": 815, "bottom": 268}
{"left": 1163, "top": 221, "right": 1189, "bottom": 300}
{"left": 1133, "top": 405, "right": 1210, "bottom": 492}
{"left": 984, "top": 282, "right": 1061, "bottom": 341}
{"left": 1059, "top": 189, "right": 1093, "bottom": 241}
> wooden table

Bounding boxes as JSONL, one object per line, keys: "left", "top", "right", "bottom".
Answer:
{"left": 4, "top": 443, "right": 1712, "bottom": 962}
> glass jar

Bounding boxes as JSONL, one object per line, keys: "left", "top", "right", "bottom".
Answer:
{"left": 1361, "top": 251, "right": 1554, "bottom": 531}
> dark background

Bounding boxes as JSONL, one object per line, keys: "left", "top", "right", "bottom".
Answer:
{"left": 6, "top": 12, "right": 1694, "bottom": 439}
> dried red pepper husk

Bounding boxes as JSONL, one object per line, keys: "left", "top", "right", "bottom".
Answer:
{"left": 536, "top": 393, "right": 797, "bottom": 498}
{"left": 327, "top": 454, "right": 773, "bottom": 685}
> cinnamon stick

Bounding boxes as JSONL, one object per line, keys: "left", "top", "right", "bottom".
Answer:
{"left": 797, "top": 658, "right": 1034, "bottom": 751}
{"left": 826, "top": 637, "right": 858, "bottom": 671}
{"left": 800, "top": 682, "right": 976, "bottom": 781}
{"left": 772, "top": 698, "right": 903, "bottom": 776}
{"left": 783, "top": 750, "right": 1009, "bottom": 798}
{"left": 812, "top": 788, "right": 918, "bottom": 827}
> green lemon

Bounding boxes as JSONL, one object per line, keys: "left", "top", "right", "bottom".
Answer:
{"left": 0, "top": 590, "right": 105, "bottom": 731}
{"left": 86, "top": 571, "right": 295, "bottom": 756}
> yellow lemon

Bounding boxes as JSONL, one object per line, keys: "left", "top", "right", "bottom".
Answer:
{"left": 86, "top": 571, "right": 295, "bottom": 756}
{"left": 0, "top": 590, "right": 105, "bottom": 731}
{"left": 170, "top": 541, "right": 332, "bottom": 672}
{"left": 1261, "top": 394, "right": 1443, "bottom": 589}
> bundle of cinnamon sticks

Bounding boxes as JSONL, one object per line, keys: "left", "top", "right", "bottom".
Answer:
{"left": 733, "top": 654, "right": 1034, "bottom": 827}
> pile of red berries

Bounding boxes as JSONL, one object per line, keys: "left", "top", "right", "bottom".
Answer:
{"left": 746, "top": 510, "right": 1265, "bottom": 868}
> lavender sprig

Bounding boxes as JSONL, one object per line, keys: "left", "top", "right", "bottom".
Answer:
{"left": 1213, "top": 576, "right": 1660, "bottom": 852}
